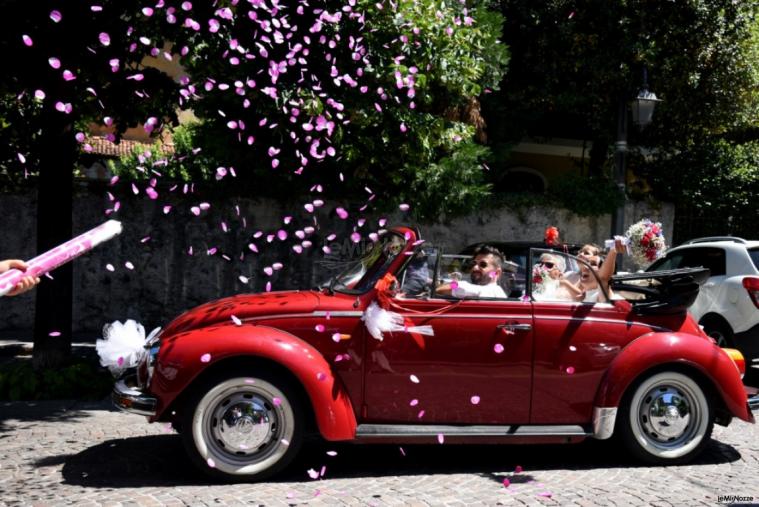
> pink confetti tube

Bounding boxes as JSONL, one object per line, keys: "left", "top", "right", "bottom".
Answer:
{"left": 0, "top": 220, "right": 122, "bottom": 297}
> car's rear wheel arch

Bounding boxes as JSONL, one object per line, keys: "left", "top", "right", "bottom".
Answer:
{"left": 165, "top": 355, "right": 317, "bottom": 435}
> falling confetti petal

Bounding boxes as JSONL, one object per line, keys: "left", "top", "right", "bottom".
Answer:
{"left": 410, "top": 374, "right": 420, "bottom": 383}
{"left": 315, "top": 324, "right": 325, "bottom": 332}
{"left": 437, "top": 433, "right": 444, "bottom": 444}
{"left": 207, "top": 458, "right": 216, "bottom": 468}
{"left": 49, "top": 10, "right": 62, "bottom": 22}
{"left": 125, "top": 262, "right": 134, "bottom": 270}
{"left": 316, "top": 372, "right": 327, "bottom": 381}
{"left": 272, "top": 397, "right": 282, "bottom": 406}
{"left": 566, "top": 366, "right": 575, "bottom": 374}
{"left": 515, "top": 465, "right": 523, "bottom": 473}
{"left": 494, "top": 343, "right": 504, "bottom": 354}
{"left": 470, "top": 395, "right": 480, "bottom": 405}
{"left": 307, "top": 468, "right": 319, "bottom": 479}
{"left": 409, "top": 399, "right": 418, "bottom": 406}
{"left": 48, "top": 331, "right": 61, "bottom": 337}
{"left": 399, "top": 203, "right": 410, "bottom": 211}
{"left": 106, "top": 264, "right": 115, "bottom": 272}
{"left": 200, "top": 353, "right": 212, "bottom": 363}
{"left": 502, "top": 478, "right": 510, "bottom": 488}
{"left": 326, "top": 451, "right": 337, "bottom": 457}
{"left": 231, "top": 315, "right": 242, "bottom": 326}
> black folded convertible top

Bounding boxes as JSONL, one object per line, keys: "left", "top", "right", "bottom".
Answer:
{"left": 610, "top": 267, "right": 711, "bottom": 315}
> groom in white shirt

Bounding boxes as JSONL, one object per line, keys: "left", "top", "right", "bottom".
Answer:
{"left": 437, "top": 245, "right": 507, "bottom": 299}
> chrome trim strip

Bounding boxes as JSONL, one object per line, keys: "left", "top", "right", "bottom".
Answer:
{"left": 112, "top": 376, "right": 157, "bottom": 417}
{"left": 535, "top": 315, "right": 670, "bottom": 332}
{"left": 397, "top": 314, "right": 533, "bottom": 320}
{"left": 355, "top": 423, "right": 589, "bottom": 438}
{"left": 312, "top": 311, "right": 364, "bottom": 317}
{"left": 749, "top": 395, "right": 759, "bottom": 411}
{"left": 592, "top": 406, "right": 617, "bottom": 440}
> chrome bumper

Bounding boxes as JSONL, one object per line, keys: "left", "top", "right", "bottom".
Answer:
{"left": 749, "top": 394, "right": 759, "bottom": 411}
{"left": 112, "top": 374, "right": 157, "bottom": 417}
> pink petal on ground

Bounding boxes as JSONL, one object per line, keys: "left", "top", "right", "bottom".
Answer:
{"left": 231, "top": 315, "right": 242, "bottom": 326}
{"left": 494, "top": 343, "right": 505, "bottom": 353}
{"left": 437, "top": 433, "right": 444, "bottom": 444}
{"left": 538, "top": 492, "right": 553, "bottom": 498}
{"left": 200, "top": 353, "right": 212, "bottom": 363}
{"left": 470, "top": 395, "right": 480, "bottom": 405}
{"left": 409, "top": 374, "right": 420, "bottom": 383}
{"left": 515, "top": 465, "right": 523, "bottom": 473}
{"left": 409, "top": 399, "right": 418, "bottom": 406}
{"left": 117, "top": 356, "right": 124, "bottom": 366}
{"left": 399, "top": 203, "right": 410, "bottom": 211}
{"left": 502, "top": 478, "right": 510, "bottom": 488}
{"left": 272, "top": 397, "right": 282, "bottom": 406}
{"left": 48, "top": 331, "right": 61, "bottom": 337}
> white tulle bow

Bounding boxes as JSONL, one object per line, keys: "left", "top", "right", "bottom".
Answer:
{"left": 361, "top": 301, "right": 434, "bottom": 341}
{"left": 96, "top": 320, "right": 161, "bottom": 376}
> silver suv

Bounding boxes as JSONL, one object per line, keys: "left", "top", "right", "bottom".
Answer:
{"left": 646, "top": 237, "right": 759, "bottom": 375}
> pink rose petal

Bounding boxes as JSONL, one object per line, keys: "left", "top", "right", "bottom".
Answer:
{"left": 48, "top": 331, "right": 61, "bottom": 337}
{"left": 399, "top": 203, "right": 410, "bottom": 211}
{"left": 566, "top": 366, "right": 575, "bottom": 374}
{"left": 494, "top": 343, "right": 504, "bottom": 353}
{"left": 22, "top": 35, "right": 33, "bottom": 47}
{"left": 502, "top": 478, "right": 510, "bottom": 487}
{"left": 409, "top": 374, "right": 420, "bottom": 383}
{"left": 200, "top": 353, "right": 212, "bottom": 363}
{"left": 409, "top": 399, "right": 418, "bottom": 406}
{"left": 437, "top": 433, "right": 444, "bottom": 444}
{"left": 231, "top": 315, "right": 242, "bottom": 326}
{"left": 470, "top": 395, "right": 480, "bottom": 405}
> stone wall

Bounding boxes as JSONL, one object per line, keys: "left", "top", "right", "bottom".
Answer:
{"left": 0, "top": 186, "right": 673, "bottom": 334}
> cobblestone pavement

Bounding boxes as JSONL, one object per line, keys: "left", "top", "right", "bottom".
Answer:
{"left": 1, "top": 400, "right": 758, "bottom": 506}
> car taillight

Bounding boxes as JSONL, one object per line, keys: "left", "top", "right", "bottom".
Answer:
{"left": 743, "top": 277, "right": 759, "bottom": 309}
{"left": 724, "top": 348, "right": 746, "bottom": 379}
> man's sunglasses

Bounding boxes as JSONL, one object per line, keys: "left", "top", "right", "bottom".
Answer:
{"left": 474, "top": 261, "right": 492, "bottom": 269}
{"left": 540, "top": 261, "right": 555, "bottom": 269}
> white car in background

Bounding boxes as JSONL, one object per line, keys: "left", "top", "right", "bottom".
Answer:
{"left": 646, "top": 237, "right": 759, "bottom": 375}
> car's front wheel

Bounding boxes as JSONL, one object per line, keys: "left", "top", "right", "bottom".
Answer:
{"left": 181, "top": 368, "right": 303, "bottom": 482}
{"left": 618, "top": 371, "right": 713, "bottom": 464}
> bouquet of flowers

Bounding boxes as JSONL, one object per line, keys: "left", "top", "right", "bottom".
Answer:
{"left": 532, "top": 264, "right": 552, "bottom": 295}
{"left": 625, "top": 219, "right": 667, "bottom": 269}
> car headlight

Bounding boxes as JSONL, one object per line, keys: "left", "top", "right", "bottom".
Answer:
{"left": 136, "top": 330, "right": 162, "bottom": 388}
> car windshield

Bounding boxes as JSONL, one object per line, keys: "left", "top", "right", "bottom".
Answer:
{"left": 328, "top": 232, "right": 408, "bottom": 294}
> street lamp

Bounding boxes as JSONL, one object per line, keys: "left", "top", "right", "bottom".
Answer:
{"left": 611, "top": 68, "right": 661, "bottom": 239}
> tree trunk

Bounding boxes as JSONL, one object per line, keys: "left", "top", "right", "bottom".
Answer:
{"left": 32, "top": 113, "right": 75, "bottom": 370}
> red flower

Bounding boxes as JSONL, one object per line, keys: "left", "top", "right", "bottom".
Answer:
{"left": 544, "top": 226, "right": 560, "bottom": 246}
{"left": 640, "top": 235, "right": 650, "bottom": 246}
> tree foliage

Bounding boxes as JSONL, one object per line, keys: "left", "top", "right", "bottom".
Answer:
{"left": 109, "top": 0, "right": 509, "bottom": 221}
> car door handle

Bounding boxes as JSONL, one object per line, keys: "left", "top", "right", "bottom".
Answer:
{"left": 497, "top": 323, "right": 532, "bottom": 332}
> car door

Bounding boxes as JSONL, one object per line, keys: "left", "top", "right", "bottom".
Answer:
{"left": 362, "top": 253, "right": 534, "bottom": 425}
{"left": 528, "top": 249, "right": 638, "bottom": 425}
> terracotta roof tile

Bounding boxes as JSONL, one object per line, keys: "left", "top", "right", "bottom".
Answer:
{"left": 82, "top": 137, "right": 175, "bottom": 158}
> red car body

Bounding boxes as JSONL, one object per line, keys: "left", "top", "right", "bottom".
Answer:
{"left": 113, "top": 226, "right": 757, "bottom": 481}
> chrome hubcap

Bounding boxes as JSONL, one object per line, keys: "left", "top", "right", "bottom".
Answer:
{"left": 639, "top": 385, "right": 695, "bottom": 444}
{"left": 208, "top": 390, "right": 280, "bottom": 459}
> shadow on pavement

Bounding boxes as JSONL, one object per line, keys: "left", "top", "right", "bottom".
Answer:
{"left": 56, "top": 433, "right": 742, "bottom": 488}
{"left": 0, "top": 400, "right": 108, "bottom": 434}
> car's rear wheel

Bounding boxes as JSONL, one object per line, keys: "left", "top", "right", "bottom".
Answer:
{"left": 701, "top": 317, "right": 735, "bottom": 348}
{"left": 618, "top": 371, "right": 713, "bottom": 464}
{"left": 181, "top": 368, "right": 303, "bottom": 482}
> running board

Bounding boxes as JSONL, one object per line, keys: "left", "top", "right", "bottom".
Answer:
{"left": 355, "top": 423, "right": 590, "bottom": 438}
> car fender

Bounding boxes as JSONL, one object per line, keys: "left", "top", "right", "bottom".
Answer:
{"left": 151, "top": 324, "right": 357, "bottom": 440}
{"left": 594, "top": 331, "right": 754, "bottom": 423}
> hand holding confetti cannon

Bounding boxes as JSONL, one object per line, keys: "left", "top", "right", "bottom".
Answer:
{"left": 0, "top": 220, "right": 123, "bottom": 297}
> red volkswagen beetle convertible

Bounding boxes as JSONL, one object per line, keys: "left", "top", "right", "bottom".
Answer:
{"left": 112, "top": 226, "right": 758, "bottom": 481}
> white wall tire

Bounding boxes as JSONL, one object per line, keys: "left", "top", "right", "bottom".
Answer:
{"left": 181, "top": 370, "right": 303, "bottom": 482}
{"left": 619, "top": 371, "right": 713, "bottom": 464}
